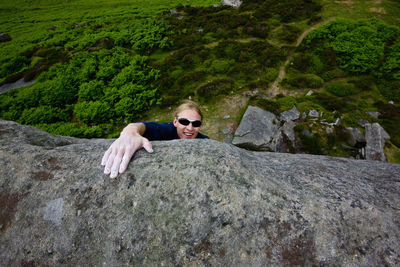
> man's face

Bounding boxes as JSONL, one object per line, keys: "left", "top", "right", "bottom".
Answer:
{"left": 173, "top": 109, "right": 202, "bottom": 139}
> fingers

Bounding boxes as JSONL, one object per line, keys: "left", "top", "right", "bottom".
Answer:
{"left": 101, "top": 146, "right": 112, "bottom": 166}
{"left": 119, "top": 147, "right": 135, "bottom": 174}
{"left": 142, "top": 138, "right": 153, "bottom": 153}
{"left": 110, "top": 149, "right": 124, "bottom": 179}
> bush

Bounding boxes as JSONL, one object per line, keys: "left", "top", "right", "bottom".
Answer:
{"left": 35, "top": 122, "right": 104, "bottom": 138}
{"left": 74, "top": 101, "right": 111, "bottom": 125}
{"left": 197, "top": 79, "right": 234, "bottom": 103}
{"left": 210, "top": 59, "right": 235, "bottom": 73}
{"left": 325, "top": 81, "right": 360, "bottom": 97}
{"left": 78, "top": 80, "right": 105, "bottom": 101}
{"left": 19, "top": 106, "right": 69, "bottom": 124}
{"left": 287, "top": 73, "right": 324, "bottom": 89}
{"left": 0, "top": 56, "right": 29, "bottom": 78}
{"left": 276, "top": 96, "right": 297, "bottom": 111}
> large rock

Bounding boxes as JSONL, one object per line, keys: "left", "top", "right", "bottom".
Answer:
{"left": 1, "top": 120, "right": 400, "bottom": 266}
{"left": 365, "top": 123, "right": 390, "bottom": 161}
{"left": 232, "top": 106, "right": 280, "bottom": 151}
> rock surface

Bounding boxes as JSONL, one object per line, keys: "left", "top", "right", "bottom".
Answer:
{"left": 221, "top": 0, "right": 242, "bottom": 7}
{"left": 232, "top": 106, "right": 280, "bottom": 151}
{"left": 1, "top": 120, "right": 400, "bottom": 266}
{"left": 365, "top": 123, "right": 390, "bottom": 161}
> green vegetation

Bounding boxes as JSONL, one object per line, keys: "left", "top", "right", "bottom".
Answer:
{"left": 1, "top": 0, "right": 400, "bottom": 163}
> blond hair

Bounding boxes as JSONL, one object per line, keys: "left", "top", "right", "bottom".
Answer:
{"left": 174, "top": 100, "right": 203, "bottom": 120}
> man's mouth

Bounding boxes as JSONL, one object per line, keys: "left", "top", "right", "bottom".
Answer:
{"left": 183, "top": 132, "right": 194, "bottom": 138}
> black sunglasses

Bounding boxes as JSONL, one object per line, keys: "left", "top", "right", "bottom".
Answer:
{"left": 177, "top": 117, "right": 202, "bottom": 127}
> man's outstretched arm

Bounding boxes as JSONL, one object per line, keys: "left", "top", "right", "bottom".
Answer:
{"left": 101, "top": 123, "right": 153, "bottom": 179}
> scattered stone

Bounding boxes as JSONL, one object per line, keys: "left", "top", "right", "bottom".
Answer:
{"left": 197, "top": 28, "right": 203, "bottom": 32}
{"left": 389, "top": 100, "right": 394, "bottom": 105}
{"left": 358, "top": 119, "right": 369, "bottom": 127}
{"left": 308, "top": 110, "right": 319, "bottom": 118}
{"left": 178, "top": 16, "right": 184, "bottom": 20}
{"left": 367, "top": 111, "right": 380, "bottom": 119}
{"left": 223, "top": 114, "right": 230, "bottom": 119}
{"left": 0, "top": 33, "right": 12, "bottom": 42}
{"left": 280, "top": 106, "right": 300, "bottom": 122}
{"left": 48, "top": 25, "right": 58, "bottom": 31}
{"left": 1, "top": 120, "right": 400, "bottom": 266}
{"left": 306, "top": 90, "right": 313, "bottom": 96}
{"left": 170, "top": 9, "right": 178, "bottom": 15}
{"left": 213, "top": 4, "right": 220, "bottom": 7}
{"left": 221, "top": 0, "right": 242, "bottom": 7}
{"left": 365, "top": 123, "right": 390, "bottom": 161}
{"left": 302, "top": 112, "right": 307, "bottom": 120}
{"left": 302, "top": 129, "right": 312, "bottom": 137}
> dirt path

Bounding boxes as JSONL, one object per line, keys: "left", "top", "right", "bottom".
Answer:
{"left": 266, "top": 18, "right": 335, "bottom": 97}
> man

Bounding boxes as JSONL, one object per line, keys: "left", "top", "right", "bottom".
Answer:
{"left": 101, "top": 100, "right": 209, "bottom": 178}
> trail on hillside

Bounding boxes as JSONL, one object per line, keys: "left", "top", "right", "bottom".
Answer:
{"left": 267, "top": 18, "right": 335, "bottom": 97}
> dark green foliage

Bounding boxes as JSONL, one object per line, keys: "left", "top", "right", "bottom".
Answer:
{"left": 0, "top": 56, "right": 29, "bottom": 78}
{"left": 376, "top": 101, "right": 400, "bottom": 147}
{"left": 378, "top": 80, "right": 400, "bottom": 102}
{"left": 197, "top": 79, "right": 233, "bottom": 103}
{"left": 249, "top": 96, "right": 280, "bottom": 114}
{"left": 325, "top": 81, "right": 360, "bottom": 97}
{"left": 305, "top": 18, "right": 400, "bottom": 74}
{"left": 74, "top": 101, "right": 111, "bottom": 125}
{"left": 278, "top": 24, "right": 301, "bottom": 43}
{"left": 35, "top": 122, "right": 104, "bottom": 138}
{"left": 299, "top": 133, "right": 323, "bottom": 155}
{"left": 78, "top": 80, "right": 105, "bottom": 101}
{"left": 131, "top": 20, "right": 172, "bottom": 54}
{"left": 382, "top": 39, "right": 400, "bottom": 80}
{"left": 286, "top": 73, "right": 324, "bottom": 89}
{"left": 19, "top": 106, "right": 69, "bottom": 124}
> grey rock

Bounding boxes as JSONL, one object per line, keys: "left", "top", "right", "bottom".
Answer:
{"left": 346, "top": 127, "right": 366, "bottom": 147}
{"left": 365, "top": 123, "right": 390, "bottom": 161}
{"left": 221, "top": 0, "right": 242, "bottom": 7}
{"left": 308, "top": 110, "right": 319, "bottom": 118}
{"left": 358, "top": 119, "right": 369, "bottom": 127}
{"left": 232, "top": 106, "right": 280, "bottom": 151}
{"left": 389, "top": 100, "right": 394, "bottom": 105}
{"left": 280, "top": 105, "right": 300, "bottom": 122}
{"left": 1, "top": 120, "right": 400, "bottom": 266}
{"left": 367, "top": 111, "right": 380, "bottom": 119}
{"left": 0, "top": 33, "right": 11, "bottom": 42}
{"left": 170, "top": 9, "right": 178, "bottom": 15}
{"left": 302, "top": 129, "right": 312, "bottom": 137}
{"left": 306, "top": 90, "right": 313, "bottom": 96}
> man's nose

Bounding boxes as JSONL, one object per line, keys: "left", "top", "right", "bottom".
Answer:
{"left": 186, "top": 123, "right": 194, "bottom": 130}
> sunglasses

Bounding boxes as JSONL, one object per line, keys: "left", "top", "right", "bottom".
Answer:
{"left": 177, "top": 117, "right": 202, "bottom": 127}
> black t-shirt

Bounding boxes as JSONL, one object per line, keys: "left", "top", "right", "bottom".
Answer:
{"left": 142, "top": 122, "right": 209, "bottom": 141}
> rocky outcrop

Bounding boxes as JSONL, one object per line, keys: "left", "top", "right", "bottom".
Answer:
{"left": 365, "top": 122, "right": 390, "bottom": 161}
{"left": 232, "top": 106, "right": 296, "bottom": 152}
{"left": 1, "top": 120, "right": 400, "bottom": 266}
{"left": 221, "top": 0, "right": 242, "bottom": 7}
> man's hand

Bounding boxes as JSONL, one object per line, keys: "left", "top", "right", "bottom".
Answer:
{"left": 101, "top": 125, "right": 153, "bottom": 178}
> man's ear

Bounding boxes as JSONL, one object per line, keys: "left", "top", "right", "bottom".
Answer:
{"left": 173, "top": 117, "right": 178, "bottom": 127}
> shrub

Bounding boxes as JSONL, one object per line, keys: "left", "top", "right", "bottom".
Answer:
{"left": 325, "top": 81, "right": 360, "bottom": 97}
{"left": 74, "top": 101, "right": 111, "bottom": 125}
{"left": 19, "top": 106, "right": 69, "bottom": 124}
{"left": 276, "top": 96, "right": 297, "bottom": 111}
{"left": 197, "top": 79, "right": 234, "bottom": 103}
{"left": 35, "top": 122, "right": 103, "bottom": 138}
{"left": 287, "top": 73, "right": 324, "bottom": 89}
{"left": 0, "top": 56, "right": 29, "bottom": 78}
{"left": 78, "top": 80, "right": 105, "bottom": 101}
{"left": 210, "top": 59, "right": 235, "bottom": 73}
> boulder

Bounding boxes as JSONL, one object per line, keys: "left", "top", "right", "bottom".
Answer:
{"left": 232, "top": 106, "right": 280, "bottom": 151}
{"left": 346, "top": 127, "right": 366, "bottom": 148}
{"left": 280, "top": 105, "right": 300, "bottom": 122}
{"left": 365, "top": 123, "right": 390, "bottom": 161}
{"left": 1, "top": 120, "right": 400, "bottom": 266}
{"left": 0, "top": 33, "right": 11, "bottom": 42}
{"left": 221, "top": 0, "right": 242, "bottom": 7}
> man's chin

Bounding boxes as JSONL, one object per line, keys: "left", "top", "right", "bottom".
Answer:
{"left": 182, "top": 134, "right": 196, "bottom": 139}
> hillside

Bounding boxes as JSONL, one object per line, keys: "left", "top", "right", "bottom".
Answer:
{"left": 1, "top": 0, "right": 400, "bottom": 162}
